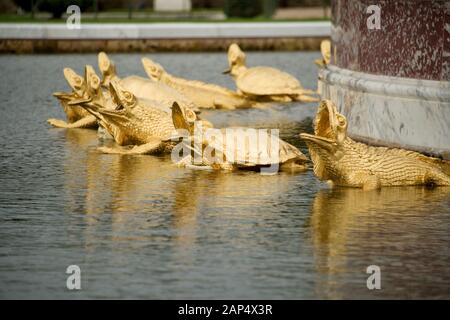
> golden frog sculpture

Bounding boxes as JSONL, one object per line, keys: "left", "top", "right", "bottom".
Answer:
{"left": 70, "top": 79, "right": 200, "bottom": 155}
{"left": 49, "top": 53, "right": 205, "bottom": 130}
{"left": 300, "top": 100, "right": 450, "bottom": 190}
{"left": 48, "top": 67, "right": 104, "bottom": 129}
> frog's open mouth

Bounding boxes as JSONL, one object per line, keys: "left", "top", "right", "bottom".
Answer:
{"left": 68, "top": 97, "right": 92, "bottom": 106}
{"left": 299, "top": 133, "right": 336, "bottom": 152}
{"left": 53, "top": 92, "right": 73, "bottom": 101}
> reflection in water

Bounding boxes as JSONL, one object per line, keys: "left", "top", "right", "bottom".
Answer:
{"left": 56, "top": 127, "right": 450, "bottom": 299}
{"left": 310, "top": 187, "right": 450, "bottom": 299}
{"left": 62, "top": 129, "right": 99, "bottom": 215}
{"left": 1, "top": 53, "right": 449, "bottom": 299}
{"left": 61, "top": 127, "right": 306, "bottom": 250}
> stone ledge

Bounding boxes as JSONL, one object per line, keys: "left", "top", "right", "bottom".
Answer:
{"left": 0, "top": 22, "right": 331, "bottom": 40}
{"left": 0, "top": 37, "right": 327, "bottom": 53}
{"left": 319, "top": 66, "right": 450, "bottom": 159}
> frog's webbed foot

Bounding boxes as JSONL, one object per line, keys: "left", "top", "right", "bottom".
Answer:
{"left": 280, "top": 159, "right": 308, "bottom": 172}
{"left": 47, "top": 118, "right": 70, "bottom": 128}
{"left": 98, "top": 138, "right": 162, "bottom": 155}
{"left": 97, "top": 145, "right": 129, "bottom": 154}
{"left": 362, "top": 174, "right": 381, "bottom": 191}
{"left": 217, "top": 163, "right": 235, "bottom": 171}
{"left": 269, "top": 95, "right": 293, "bottom": 103}
{"left": 348, "top": 171, "right": 381, "bottom": 190}
{"left": 175, "top": 155, "right": 193, "bottom": 167}
{"left": 185, "top": 164, "right": 214, "bottom": 171}
{"left": 47, "top": 115, "right": 98, "bottom": 129}
{"left": 291, "top": 88, "right": 320, "bottom": 103}
{"left": 423, "top": 171, "right": 450, "bottom": 187}
{"left": 294, "top": 94, "right": 320, "bottom": 103}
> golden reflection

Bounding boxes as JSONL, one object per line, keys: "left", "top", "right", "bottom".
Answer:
{"left": 62, "top": 136, "right": 302, "bottom": 239}
{"left": 309, "top": 186, "right": 450, "bottom": 298}
{"left": 60, "top": 127, "right": 306, "bottom": 261}
{"left": 62, "top": 128, "right": 100, "bottom": 216}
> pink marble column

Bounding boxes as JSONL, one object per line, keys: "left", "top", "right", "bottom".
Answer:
{"left": 331, "top": 0, "right": 449, "bottom": 81}
{"left": 318, "top": 0, "right": 450, "bottom": 159}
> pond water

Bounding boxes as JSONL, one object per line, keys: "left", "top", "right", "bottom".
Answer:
{"left": 0, "top": 52, "right": 449, "bottom": 299}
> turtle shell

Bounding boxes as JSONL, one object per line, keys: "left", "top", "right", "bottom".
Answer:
{"left": 236, "top": 67, "right": 302, "bottom": 96}
{"left": 205, "top": 127, "right": 307, "bottom": 168}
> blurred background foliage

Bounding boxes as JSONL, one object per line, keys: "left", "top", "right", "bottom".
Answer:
{"left": 3, "top": 0, "right": 331, "bottom": 20}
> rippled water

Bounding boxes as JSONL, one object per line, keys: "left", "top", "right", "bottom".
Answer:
{"left": 0, "top": 52, "right": 449, "bottom": 299}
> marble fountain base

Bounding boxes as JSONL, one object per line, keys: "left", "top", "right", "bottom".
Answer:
{"left": 318, "top": 66, "right": 450, "bottom": 160}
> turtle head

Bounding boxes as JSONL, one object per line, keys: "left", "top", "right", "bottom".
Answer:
{"left": 223, "top": 43, "right": 247, "bottom": 76}
{"left": 98, "top": 51, "right": 117, "bottom": 86}
{"left": 63, "top": 68, "right": 85, "bottom": 96}
{"left": 299, "top": 100, "right": 348, "bottom": 179}
{"left": 171, "top": 101, "right": 198, "bottom": 136}
{"left": 142, "top": 57, "right": 165, "bottom": 81}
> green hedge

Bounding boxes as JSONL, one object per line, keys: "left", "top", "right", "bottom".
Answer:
{"left": 224, "top": 0, "right": 278, "bottom": 18}
{"left": 14, "top": 0, "right": 93, "bottom": 18}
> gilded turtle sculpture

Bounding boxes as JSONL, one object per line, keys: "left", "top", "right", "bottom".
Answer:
{"left": 314, "top": 40, "right": 331, "bottom": 67}
{"left": 171, "top": 102, "right": 308, "bottom": 172}
{"left": 300, "top": 100, "right": 450, "bottom": 190}
{"left": 223, "top": 43, "right": 319, "bottom": 103}
{"left": 142, "top": 57, "right": 263, "bottom": 110}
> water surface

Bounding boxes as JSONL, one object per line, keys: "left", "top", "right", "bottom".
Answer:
{"left": 0, "top": 52, "right": 449, "bottom": 299}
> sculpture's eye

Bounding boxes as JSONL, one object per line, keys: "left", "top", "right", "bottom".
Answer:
{"left": 337, "top": 115, "right": 346, "bottom": 126}
{"left": 74, "top": 77, "right": 81, "bottom": 84}
{"left": 101, "top": 61, "right": 108, "bottom": 70}
{"left": 123, "top": 92, "right": 132, "bottom": 100}
{"left": 186, "top": 110, "right": 196, "bottom": 122}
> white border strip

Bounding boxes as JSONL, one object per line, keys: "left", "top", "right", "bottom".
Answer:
{"left": 0, "top": 22, "right": 331, "bottom": 40}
